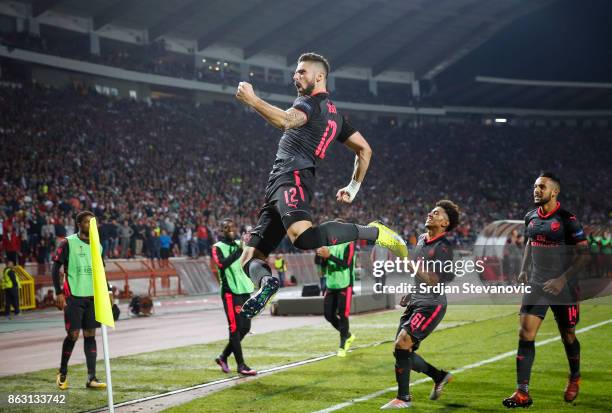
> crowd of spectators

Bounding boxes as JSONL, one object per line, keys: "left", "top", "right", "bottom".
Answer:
{"left": 0, "top": 84, "right": 610, "bottom": 268}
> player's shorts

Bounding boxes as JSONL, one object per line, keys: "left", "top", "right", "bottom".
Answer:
{"left": 520, "top": 303, "right": 580, "bottom": 328}
{"left": 64, "top": 296, "right": 100, "bottom": 331}
{"left": 221, "top": 292, "right": 251, "bottom": 334}
{"left": 248, "top": 168, "right": 315, "bottom": 256}
{"left": 397, "top": 303, "right": 447, "bottom": 350}
{"left": 520, "top": 282, "right": 580, "bottom": 329}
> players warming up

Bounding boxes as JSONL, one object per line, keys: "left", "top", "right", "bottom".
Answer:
{"left": 52, "top": 211, "right": 107, "bottom": 390}
{"left": 503, "top": 172, "right": 589, "bottom": 408}
{"left": 381, "top": 200, "right": 459, "bottom": 409}
{"left": 212, "top": 219, "right": 257, "bottom": 376}
{"left": 235, "top": 52, "right": 407, "bottom": 318}
{"left": 316, "top": 239, "right": 357, "bottom": 357}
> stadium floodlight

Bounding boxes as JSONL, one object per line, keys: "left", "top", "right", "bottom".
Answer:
{"left": 495, "top": 118, "right": 508, "bottom": 123}
{"left": 202, "top": 58, "right": 206, "bottom": 63}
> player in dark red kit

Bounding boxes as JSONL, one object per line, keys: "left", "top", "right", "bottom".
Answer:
{"left": 382, "top": 200, "right": 459, "bottom": 409}
{"left": 234, "top": 53, "right": 407, "bottom": 318}
{"left": 503, "top": 172, "right": 589, "bottom": 408}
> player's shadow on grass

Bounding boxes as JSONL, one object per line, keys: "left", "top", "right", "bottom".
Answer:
{"left": 441, "top": 402, "right": 469, "bottom": 409}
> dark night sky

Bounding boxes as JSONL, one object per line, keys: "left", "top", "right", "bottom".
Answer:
{"left": 437, "top": 0, "right": 612, "bottom": 85}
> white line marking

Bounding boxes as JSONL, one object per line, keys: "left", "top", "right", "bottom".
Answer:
{"left": 313, "top": 318, "right": 612, "bottom": 413}
{"left": 84, "top": 314, "right": 512, "bottom": 412}
{"left": 83, "top": 341, "right": 391, "bottom": 413}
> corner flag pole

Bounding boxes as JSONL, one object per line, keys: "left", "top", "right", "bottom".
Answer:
{"left": 89, "top": 217, "right": 115, "bottom": 412}
{"left": 101, "top": 325, "right": 114, "bottom": 413}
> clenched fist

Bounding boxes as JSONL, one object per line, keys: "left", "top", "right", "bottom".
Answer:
{"left": 236, "top": 81, "right": 257, "bottom": 106}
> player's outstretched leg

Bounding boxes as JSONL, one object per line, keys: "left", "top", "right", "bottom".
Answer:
{"left": 367, "top": 221, "right": 409, "bottom": 258}
{"left": 411, "top": 352, "right": 453, "bottom": 400}
{"left": 291, "top": 220, "right": 408, "bottom": 258}
{"left": 240, "top": 253, "right": 280, "bottom": 318}
{"left": 241, "top": 219, "right": 408, "bottom": 318}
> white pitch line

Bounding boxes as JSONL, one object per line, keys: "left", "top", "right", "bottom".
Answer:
{"left": 313, "top": 318, "right": 612, "bottom": 413}
{"left": 84, "top": 340, "right": 392, "bottom": 413}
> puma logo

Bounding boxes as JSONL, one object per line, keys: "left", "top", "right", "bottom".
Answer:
{"left": 331, "top": 237, "right": 338, "bottom": 245}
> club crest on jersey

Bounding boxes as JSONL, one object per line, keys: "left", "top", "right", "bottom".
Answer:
{"left": 551, "top": 221, "right": 561, "bottom": 232}
{"left": 326, "top": 101, "right": 337, "bottom": 114}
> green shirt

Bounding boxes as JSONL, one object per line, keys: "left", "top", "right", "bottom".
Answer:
{"left": 213, "top": 240, "right": 254, "bottom": 295}
{"left": 66, "top": 234, "right": 99, "bottom": 297}
{"left": 324, "top": 242, "right": 355, "bottom": 290}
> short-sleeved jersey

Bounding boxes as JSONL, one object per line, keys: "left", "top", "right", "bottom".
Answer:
{"left": 271, "top": 92, "right": 356, "bottom": 177}
{"left": 410, "top": 233, "right": 454, "bottom": 306}
{"left": 524, "top": 202, "right": 587, "bottom": 285}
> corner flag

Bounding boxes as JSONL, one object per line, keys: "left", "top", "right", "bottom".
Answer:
{"left": 89, "top": 217, "right": 114, "bottom": 328}
{"left": 88, "top": 216, "right": 115, "bottom": 412}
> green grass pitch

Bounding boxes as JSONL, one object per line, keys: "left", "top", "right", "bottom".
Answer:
{"left": 0, "top": 303, "right": 610, "bottom": 412}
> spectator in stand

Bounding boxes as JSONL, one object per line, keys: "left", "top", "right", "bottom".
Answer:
{"left": 197, "top": 222, "right": 210, "bottom": 257}
{"left": 119, "top": 220, "right": 134, "bottom": 258}
{"left": 36, "top": 234, "right": 51, "bottom": 275}
{"left": 108, "top": 219, "right": 119, "bottom": 259}
{"left": 189, "top": 230, "right": 199, "bottom": 258}
{"left": 178, "top": 225, "right": 190, "bottom": 256}
{"left": 2, "top": 223, "right": 21, "bottom": 264}
{"left": 99, "top": 220, "right": 109, "bottom": 259}
{"left": 145, "top": 229, "right": 161, "bottom": 268}
{"left": 159, "top": 229, "right": 171, "bottom": 267}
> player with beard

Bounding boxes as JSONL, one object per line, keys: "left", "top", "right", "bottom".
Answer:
{"left": 234, "top": 52, "right": 407, "bottom": 318}
{"left": 503, "top": 172, "right": 589, "bottom": 408}
{"left": 381, "top": 200, "right": 459, "bottom": 409}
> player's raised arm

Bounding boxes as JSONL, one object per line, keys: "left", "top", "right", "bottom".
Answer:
{"left": 336, "top": 131, "right": 372, "bottom": 204}
{"left": 235, "top": 81, "right": 307, "bottom": 130}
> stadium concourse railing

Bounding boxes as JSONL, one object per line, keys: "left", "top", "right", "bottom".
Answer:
{"left": 21, "top": 251, "right": 346, "bottom": 307}
{"left": 25, "top": 259, "right": 184, "bottom": 304}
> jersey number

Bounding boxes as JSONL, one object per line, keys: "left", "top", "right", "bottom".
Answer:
{"left": 284, "top": 187, "right": 302, "bottom": 208}
{"left": 409, "top": 313, "right": 426, "bottom": 331}
{"left": 314, "top": 120, "right": 337, "bottom": 159}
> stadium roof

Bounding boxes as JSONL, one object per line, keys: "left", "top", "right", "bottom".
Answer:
{"left": 16, "top": 0, "right": 553, "bottom": 77}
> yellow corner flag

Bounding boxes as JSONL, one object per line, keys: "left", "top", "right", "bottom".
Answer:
{"left": 89, "top": 217, "right": 115, "bottom": 328}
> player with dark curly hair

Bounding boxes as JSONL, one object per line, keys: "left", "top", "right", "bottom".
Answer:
{"left": 382, "top": 200, "right": 460, "bottom": 409}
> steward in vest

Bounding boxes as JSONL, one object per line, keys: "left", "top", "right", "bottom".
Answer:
{"left": 212, "top": 218, "right": 257, "bottom": 376}
{"left": 316, "top": 241, "right": 356, "bottom": 357}
{"left": 2, "top": 258, "right": 20, "bottom": 317}
{"left": 52, "top": 211, "right": 108, "bottom": 391}
{"left": 274, "top": 254, "right": 287, "bottom": 287}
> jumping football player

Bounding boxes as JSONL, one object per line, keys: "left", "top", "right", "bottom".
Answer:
{"left": 234, "top": 52, "right": 407, "bottom": 318}
{"left": 503, "top": 172, "right": 589, "bottom": 408}
{"left": 381, "top": 200, "right": 459, "bottom": 409}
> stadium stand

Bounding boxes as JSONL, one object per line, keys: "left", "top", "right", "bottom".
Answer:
{"left": 1, "top": 83, "right": 610, "bottom": 269}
